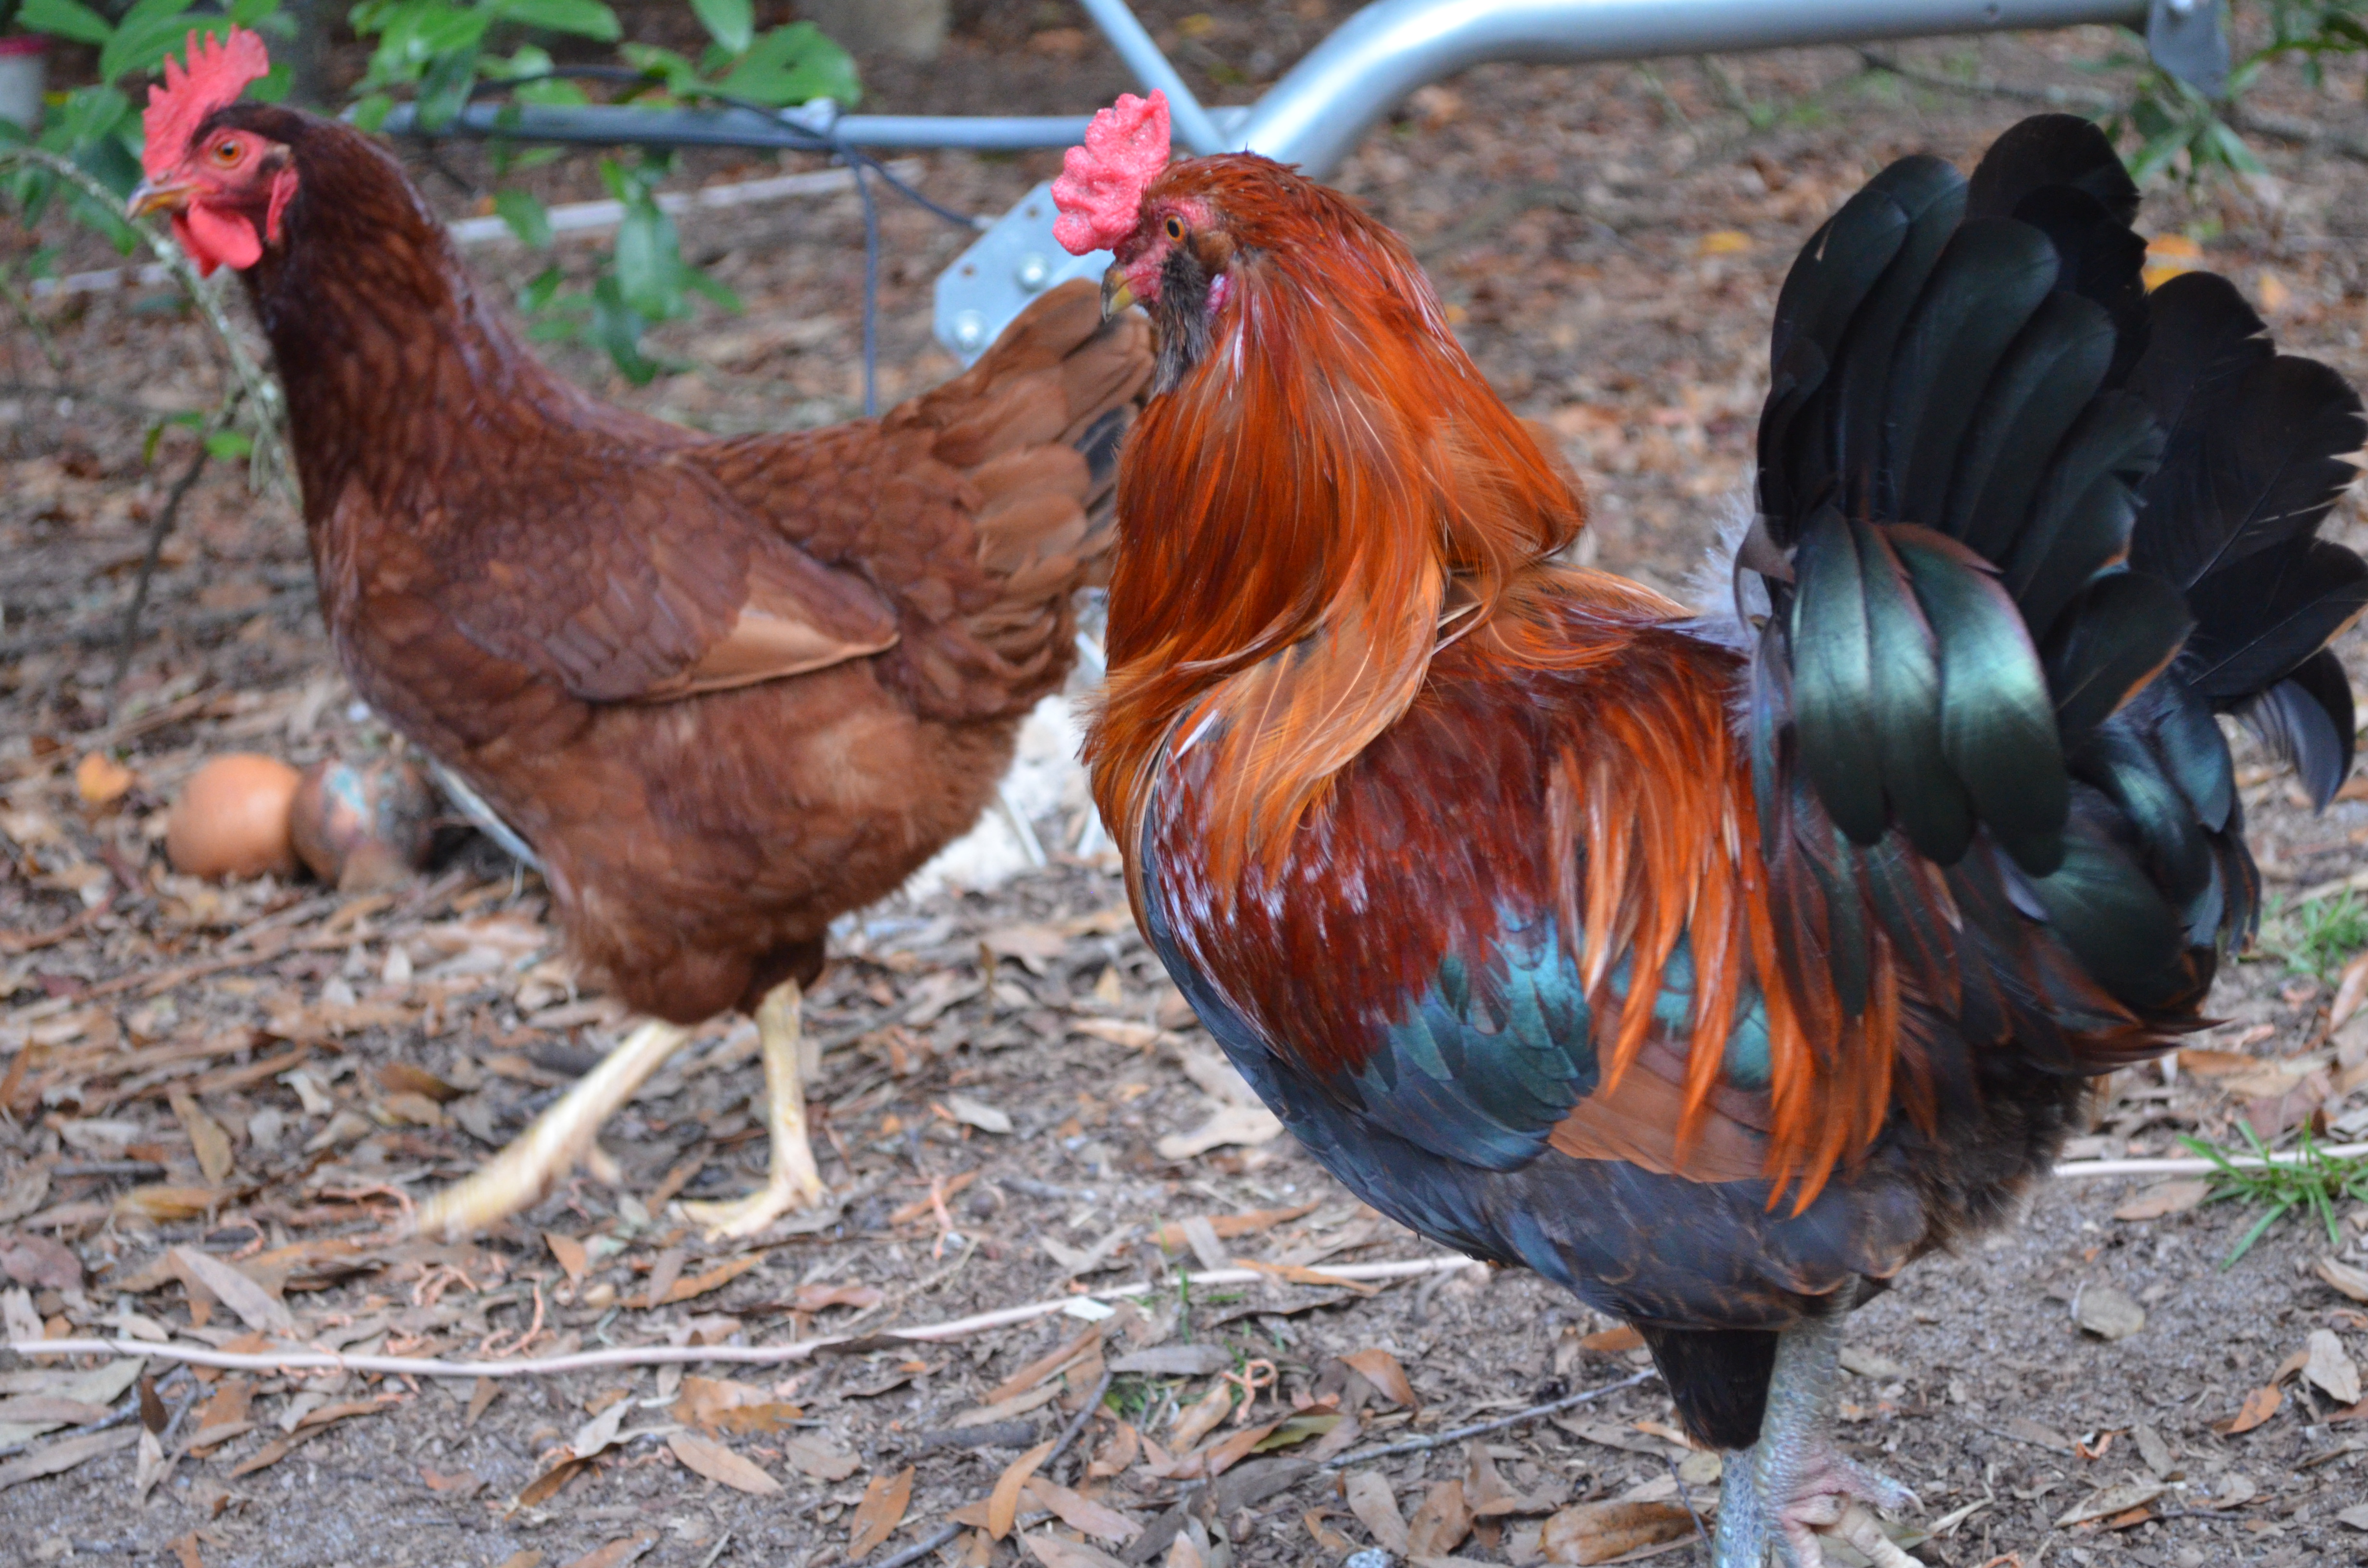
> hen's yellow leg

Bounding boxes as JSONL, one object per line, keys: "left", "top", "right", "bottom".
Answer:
{"left": 681, "top": 978, "right": 827, "bottom": 1238}
{"left": 418, "top": 1017, "right": 690, "bottom": 1240}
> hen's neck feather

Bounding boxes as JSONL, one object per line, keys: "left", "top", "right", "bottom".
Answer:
{"left": 240, "top": 117, "right": 678, "bottom": 526}
{"left": 1088, "top": 170, "right": 1611, "bottom": 885}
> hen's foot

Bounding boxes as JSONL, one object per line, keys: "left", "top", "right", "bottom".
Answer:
{"left": 679, "top": 979, "right": 827, "bottom": 1239}
{"left": 416, "top": 1018, "right": 690, "bottom": 1240}
{"left": 1712, "top": 1307, "right": 1920, "bottom": 1568}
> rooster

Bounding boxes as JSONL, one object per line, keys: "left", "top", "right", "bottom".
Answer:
{"left": 129, "top": 29, "right": 1152, "bottom": 1241}
{"left": 1058, "top": 93, "right": 2366, "bottom": 1566}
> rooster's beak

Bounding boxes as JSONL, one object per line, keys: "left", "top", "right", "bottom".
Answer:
{"left": 127, "top": 177, "right": 197, "bottom": 220}
{"left": 1100, "top": 264, "right": 1136, "bottom": 321}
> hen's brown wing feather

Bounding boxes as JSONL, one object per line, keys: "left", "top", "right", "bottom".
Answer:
{"left": 689, "top": 284, "right": 1151, "bottom": 721}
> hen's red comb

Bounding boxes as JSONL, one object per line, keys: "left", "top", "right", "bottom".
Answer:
{"left": 1051, "top": 90, "right": 1170, "bottom": 256}
{"left": 144, "top": 25, "right": 271, "bottom": 181}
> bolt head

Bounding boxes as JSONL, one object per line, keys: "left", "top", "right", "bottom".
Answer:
{"left": 1015, "top": 254, "right": 1051, "bottom": 292}
{"left": 952, "top": 310, "right": 987, "bottom": 350}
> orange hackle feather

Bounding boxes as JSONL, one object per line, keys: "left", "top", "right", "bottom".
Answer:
{"left": 1090, "top": 153, "right": 1929, "bottom": 1209}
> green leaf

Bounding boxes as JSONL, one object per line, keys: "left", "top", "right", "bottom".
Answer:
{"left": 493, "top": 186, "right": 552, "bottom": 247}
{"left": 17, "top": 0, "right": 115, "bottom": 47}
{"left": 690, "top": 0, "right": 752, "bottom": 55}
{"left": 618, "top": 41, "right": 700, "bottom": 96}
{"left": 350, "top": 92, "right": 394, "bottom": 131}
{"left": 612, "top": 200, "right": 683, "bottom": 320}
{"left": 713, "top": 20, "right": 859, "bottom": 109}
{"left": 226, "top": 0, "right": 283, "bottom": 24}
{"left": 203, "top": 428, "right": 254, "bottom": 460}
{"left": 248, "top": 63, "right": 293, "bottom": 102}
{"left": 490, "top": 0, "right": 619, "bottom": 41}
{"left": 100, "top": 0, "right": 204, "bottom": 85}
{"left": 513, "top": 77, "right": 588, "bottom": 107}
{"left": 518, "top": 263, "right": 567, "bottom": 313}
{"left": 413, "top": 43, "right": 480, "bottom": 132}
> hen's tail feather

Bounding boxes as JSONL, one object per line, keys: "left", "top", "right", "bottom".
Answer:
{"left": 1747, "top": 112, "right": 2366, "bottom": 1083}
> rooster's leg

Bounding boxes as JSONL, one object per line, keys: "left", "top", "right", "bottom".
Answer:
{"left": 417, "top": 1017, "right": 691, "bottom": 1240}
{"left": 680, "top": 978, "right": 827, "bottom": 1238}
{"left": 1712, "top": 1309, "right": 1920, "bottom": 1568}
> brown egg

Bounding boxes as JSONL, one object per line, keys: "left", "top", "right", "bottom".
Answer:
{"left": 290, "top": 756, "right": 436, "bottom": 892}
{"left": 166, "top": 754, "right": 302, "bottom": 880}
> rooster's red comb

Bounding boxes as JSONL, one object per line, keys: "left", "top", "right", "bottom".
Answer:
{"left": 143, "top": 26, "right": 271, "bottom": 181}
{"left": 1051, "top": 90, "right": 1170, "bottom": 256}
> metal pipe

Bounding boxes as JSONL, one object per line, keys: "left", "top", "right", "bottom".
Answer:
{"left": 1073, "top": 0, "right": 1230, "bottom": 155}
{"left": 378, "top": 102, "right": 1097, "bottom": 152}
{"left": 1241, "top": 0, "right": 2152, "bottom": 177}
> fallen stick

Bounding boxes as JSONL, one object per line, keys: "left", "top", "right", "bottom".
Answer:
{"left": 7, "top": 1256, "right": 1485, "bottom": 1379}
{"left": 2053, "top": 1143, "right": 2368, "bottom": 1181}
{"left": 1320, "top": 1367, "right": 1657, "bottom": 1470}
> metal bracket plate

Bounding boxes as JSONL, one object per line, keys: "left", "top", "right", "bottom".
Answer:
{"left": 933, "top": 182, "right": 1110, "bottom": 364}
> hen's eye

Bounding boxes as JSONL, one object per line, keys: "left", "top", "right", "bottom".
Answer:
{"left": 1163, "top": 214, "right": 1186, "bottom": 242}
{"left": 210, "top": 138, "right": 243, "bottom": 165}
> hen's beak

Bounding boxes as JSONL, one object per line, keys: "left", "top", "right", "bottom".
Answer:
{"left": 1100, "top": 263, "right": 1135, "bottom": 321}
{"left": 127, "top": 177, "right": 197, "bottom": 220}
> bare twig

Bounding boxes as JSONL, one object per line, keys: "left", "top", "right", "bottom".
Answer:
{"left": 2054, "top": 1143, "right": 2368, "bottom": 1180}
{"left": 0, "top": 147, "right": 290, "bottom": 491}
{"left": 1663, "top": 1447, "right": 1714, "bottom": 1549}
{"left": 1048, "top": 1369, "right": 1114, "bottom": 1481}
{"left": 1320, "top": 1368, "right": 1658, "bottom": 1470}
{"left": 111, "top": 432, "right": 217, "bottom": 692}
{"left": 11, "top": 1256, "right": 1488, "bottom": 1379}
{"left": 870, "top": 1524, "right": 965, "bottom": 1568}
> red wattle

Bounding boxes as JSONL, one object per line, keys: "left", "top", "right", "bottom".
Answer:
{"left": 185, "top": 201, "right": 263, "bottom": 272}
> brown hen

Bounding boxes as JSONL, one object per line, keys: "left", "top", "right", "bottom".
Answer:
{"left": 132, "top": 28, "right": 1151, "bottom": 1237}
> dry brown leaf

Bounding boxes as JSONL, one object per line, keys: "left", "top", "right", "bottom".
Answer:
{"left": 1162, "top": 1533, "right": 1204, "bottom": 1568}
{"left": 170, "top": 1533, "right": 203, "bottom": 1568}
{"left": 1148, "top": 1203, "right": 1320, "bottom": 1252}
{"left": 2332, "top": 951, "right": 2368, "bottom": 1029}
{"left": 1406, "top": 1478, "right": 1475, "bottom": 1558}
{"left": 1024, "top": 1535, "right": 1132, "bottom": 1568}
{"left": 668, "top": 1431, "right": 782, "bottom": 1495}
{"left": 168, "top": 1091, "right": 234, "bottom": 1186}
{"left": 559, "top": 1536, "right": 654, "bottom": 1568}
{"left": 0, "top": 1425, "right": 139, "bottom": 1491}
{"left": 492, "top": 1555, "right": 543, "bottom": 1568}
{"left": 1168, "top": 1381, "right": 1235, "bottom": 1451}
{"left": 1341, "top": 1348, "right": 1418, "bottom": 1409}
{"left": 133, "top": 1428, "right": 172, "bottom": 1504}
{"left": 2113, "top": 1179, "right": 2210, "bottom": 1221}
{"left": 116, "top": 1185, "right": 227, "bottom": 1223}
{"left": 640, "top": 1248, "right": 688, "bottom": 1310}
{"left": 189, "top": 1377, "right": 251, "bottom": 1438}
{"left": 1195, "top": 1420, "right": 1279, "bottom": 1478}
{"left": 785, "top": 1282, "right": 883, "bottom": 1312}
{"left": 466, "top": 1377, "right": 499, "bottom": 1428}
{"left": 1231, "top": 1258, "right": 1378, "bottom": 1295}
{"left": 1578, "top": 1324, "right": 1645, "bottom": 1353}
{"left": 2306, "top": 1329, "right": 2362, "bottom": 1406}
{"left": 420, "top": 1465, "right": 484, "bottom": 1495}
{"left": 990, "top": 1440, "right": 1058, "bottom": 1540}
{"left": 1538, "top": 1499, "right": 1695, "bottom": 1564}
{"left": 659, "top": 1251, "right": 765, "bottom": 1305}
{"left": 784, "top": 1435, "right": 863, "bottom": 1481}
{"left": 167, "top": 1247, "right": 292, "bottom": 1337}
{"left": 1089, "top": 1421, "right": 1140, "bottom": 1478}
{"left": 510, "top": 1458, "right": 588, "bottom": 1510}
{"left": 2057, "top": 1481, "right": 2171, "bottom": 1527}
{"left": 848, "top": 1466, "right": 915, "bottom": 1558}
{"left": 2217, "top": 1384, "right": 2282, "bottom": 1435}
{"left": 0, "top": 1233, "right": 79, "bottom": 1291}
{"left": 712, "top": 1402, "right": 804, "bottom": 1436}
{"left": 75, "top": 751, "right": 135, "bottom": 806}
{"left": 2317, "top": 1257, "right": 2368, "bottom": 1303}
{"left": 543, "top": 1231, "right": 588, "bottom": 1283}
{"left": 988, "top": 1323, "right": 1102, "bottom": 1405}
{"left": 2177, "top": 1047, "right": 2274, "bottom": 1077}
{"left": 1023, "top": 1477, "right": 1142, "bottom": 1545}
{"left": 1345, "top": 1470, "right": 1409, "bottom": 1554}
{"left": 1154, "top": 1103, "right": 1283, "bottom": 1160}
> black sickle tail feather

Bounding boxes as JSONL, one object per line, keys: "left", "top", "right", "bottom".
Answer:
{"left": 1748, "top": 113, "right": 2368, "bottom": 1064}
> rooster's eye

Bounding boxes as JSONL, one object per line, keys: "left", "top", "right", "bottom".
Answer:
{"left": 210, "top": 138, "right": 243, "bottom": 165}
{"left": 1163, "top": 215, "right": 1186, "bottom": 242}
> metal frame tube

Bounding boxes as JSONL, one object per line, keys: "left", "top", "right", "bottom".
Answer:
{"left": 378, "top": 102, "right": 1098, "bottom": 152}
{"left": 1241, "top": 0, "right": 2150, "bottom": 177}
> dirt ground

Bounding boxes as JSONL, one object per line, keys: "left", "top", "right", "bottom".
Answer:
{"left": 5, "top": 11, "right": 2368, "bottom": 1568}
